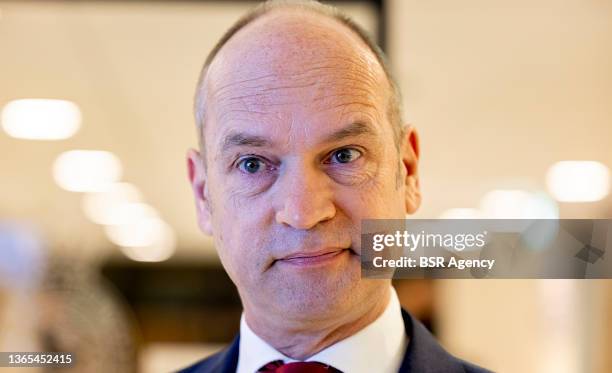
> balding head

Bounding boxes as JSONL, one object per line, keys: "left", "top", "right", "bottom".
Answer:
{"left": 194, "top": 0, "right": 403, "bottom": 157}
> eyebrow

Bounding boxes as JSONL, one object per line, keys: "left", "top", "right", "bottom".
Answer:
{"left": 219, "top": 121, "right": 377, "bottom": 156}
{"left": 323, "top": 121, "right": 376, "bottom": 143}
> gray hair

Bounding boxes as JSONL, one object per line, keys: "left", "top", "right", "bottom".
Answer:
{"left": 194, "top": 0, "right": 404, "bottom": 155}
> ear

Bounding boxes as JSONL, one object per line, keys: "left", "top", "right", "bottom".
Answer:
{"left": 187, "top": 148, "right": 213, "bottom": 235}
{"left": 400, "top": 125, "right": 421, "bottom": 214}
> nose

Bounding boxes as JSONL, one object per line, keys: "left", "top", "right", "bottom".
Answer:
{"left": 275, "top": 161, "right": 336, "bottom": 230}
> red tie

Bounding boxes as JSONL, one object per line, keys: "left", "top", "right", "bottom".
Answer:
{"left": 258, "top": 360, "right": 342, "bottom": 373}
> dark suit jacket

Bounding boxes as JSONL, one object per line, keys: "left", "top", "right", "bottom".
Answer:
{"left": 178, "top": 310, "right": 492, "bottom": 373}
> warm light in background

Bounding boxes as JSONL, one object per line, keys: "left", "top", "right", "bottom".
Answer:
{"left": 53, "top": 150, "right": 122, "bottom": 192}
{"left": 82, "top": 183, "right": 172, "bottom": 261}
{"left": 1, "top": 99, "right": 81, "bottom": 140}
{"left": 546, "top": 161, "right": 611, "bottom": 202}
{"left": 438, "top": 208, "right": 482, "bottom": 219}
{"left": 104, "top": 216, "right": 173, "bottom": 248}
{"left": 104, "top": 217, "right": 176, "bottom": 262}
{"left": 82, "top": 183, "right": 144, "bottom": 225}
{"left": 479, "top": 189, "right": 558, "bottom": 219}
{"left": 120, "top": 242, "right": 175, "bottom": 263}
{"left": 103, "top": 202, "right": 159, "bottom": 226}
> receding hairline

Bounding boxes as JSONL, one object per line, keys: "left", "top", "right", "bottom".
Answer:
{"left": 194, "top": 0, "right": 404, "bottom": 152}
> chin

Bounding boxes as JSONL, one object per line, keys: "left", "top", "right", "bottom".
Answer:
{"left": 269, "top": 274, "right": 379, "bottom": 322}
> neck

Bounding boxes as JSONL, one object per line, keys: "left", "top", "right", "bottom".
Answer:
{"left": 244, "top": 286, "right": 391, "bottom": 360}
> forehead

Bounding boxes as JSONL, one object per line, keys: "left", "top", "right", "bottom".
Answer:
{"left": 209, "top": 9, "right": 386, "bottom": 84}
{"left": 203, "top": 9, "right": 391, "bottom": 153}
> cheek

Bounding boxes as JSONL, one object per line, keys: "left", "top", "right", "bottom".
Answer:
{"left": 337, "top": 161, "right": 404, "bottom": 218}
{"left": 211, "top": 214, "right": 261, "bottom": 288}
{"left": 208, "top": 185, "right": 272, "bottom": 280}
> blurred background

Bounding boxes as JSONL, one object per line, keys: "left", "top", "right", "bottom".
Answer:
{"left": 0, "top": 0, "right": 611, "bottom": 372}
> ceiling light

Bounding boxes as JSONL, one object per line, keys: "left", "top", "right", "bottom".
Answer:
{"left": 81, "top": 183, "right": 145, "bottom": 225}
{"left": 53, "top": 150, "right": 122, "bottom": 192}
{"left": 119, "top": 243, "right": 175, "bottom": 263}
{"left": 438, "top": 208, "right": 482, "bottom": 219}
{"left": 1, "top": 99, "right": 81, "bottom": 140}
{"left": 479, "top": 189, "right": 558, "bottom": 219}
{"left": 105, "top": 218, "right": 176, "bottom": 262}
{"left": 104, "top": 217, "right": 172, "bottom": 248}
{"left": 546, "top": 161, "right": 610, "bottom": 202}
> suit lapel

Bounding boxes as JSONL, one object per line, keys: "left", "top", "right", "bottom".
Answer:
{"left": 397, "top": 310, "right": 465, "bottom": 373}
{"left": 217, "top": 335, "right": 240, "bottom": 373}
{"left": 188, "top": 335, "right": 239, "bottom": 373}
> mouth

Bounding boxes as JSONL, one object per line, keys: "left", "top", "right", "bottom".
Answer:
{"left": 274, "top": 247, "right": 355, "bottom": 268}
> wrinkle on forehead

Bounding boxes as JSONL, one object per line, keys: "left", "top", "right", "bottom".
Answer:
{"left": 212, "top": 69, "right": 381, "bottom": 126}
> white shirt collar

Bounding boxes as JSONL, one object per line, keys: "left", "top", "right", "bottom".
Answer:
{"left": 236, "top": 286, "right": 407, "bottom": 373}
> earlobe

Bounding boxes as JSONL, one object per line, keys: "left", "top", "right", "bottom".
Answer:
{"left": 186, "top": 148, "right": 214, "bottom": 236}
{"left": 405, "top": 176, "right": 421, "bottom": 214}
{"left": 401, "top": 126, "right": 421, "bottom": 214}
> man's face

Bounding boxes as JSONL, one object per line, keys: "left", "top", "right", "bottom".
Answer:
{"left": 188, "top": 12, "right": 419, "bottom": 323}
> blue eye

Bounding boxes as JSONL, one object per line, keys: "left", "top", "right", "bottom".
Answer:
{"left": 332, "top": 148, "right": 362, "bottom": 164}
{"left": 238, "top": 157, "right": 265, "bottom": 174}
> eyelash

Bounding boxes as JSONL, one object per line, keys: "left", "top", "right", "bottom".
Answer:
{"left": 234, "top": 147, "right": 364, "bottom": 175}
{"left": 235, "top": 155, "right": 275, "bottom": 175}
{"left": 324, "top": 147, "right": 363, "bottom": 165}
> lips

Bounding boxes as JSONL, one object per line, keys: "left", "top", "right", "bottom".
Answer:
{"left": 276, "top": 248, "right": 351, "bottom": 267}
{"left": 280, "top": 248, "right": 346, "bottom": 260}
